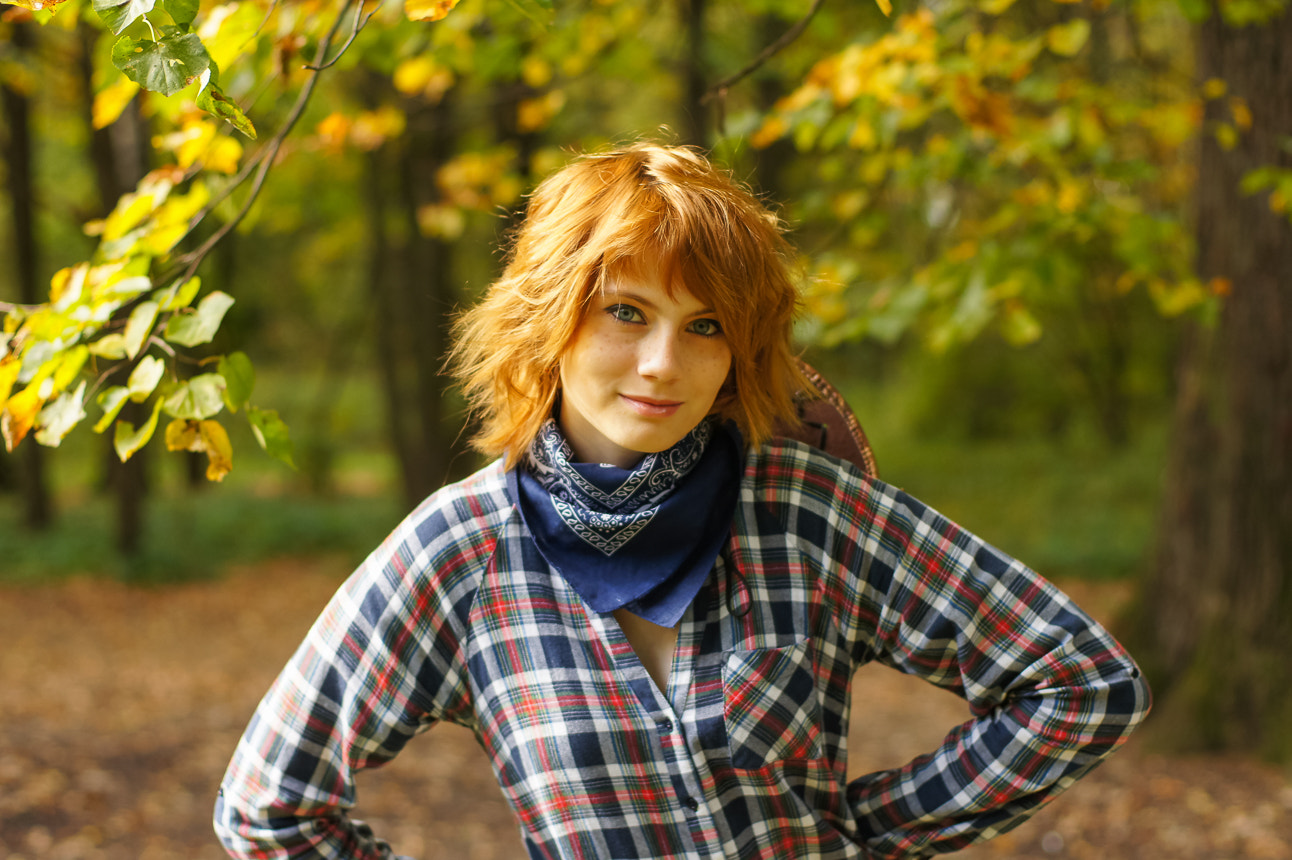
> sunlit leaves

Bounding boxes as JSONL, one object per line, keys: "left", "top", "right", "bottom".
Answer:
{"left": 165, "top": 418, "right": 233, "bottom": 480}
{"left": 1045, "top": 19, "right": 1090, "bottom": 57}
{"left": 406, "top": 0, "right": 460, "bottom": 23}
{"left": 113, "top": 399, "right": 164, "bottom": 462}
{"left": 755, "top": 0, "right": 1204, "bottom": 353}
{"left": 248, "top": 407, "right": 295, "bottom": 469}
{"left": 93, "top": 0, "right": 156, "bottom": 35}
{"left": 162, "top": 0, "right": 198, "bottom": 29}
{"left": 1, "top": 387, "right": 43, "bottom": 453}
{"left": 6, "top": 0, "right": 479, "bottom": 479}
{"left": 217, "top": 352, "right": 254, "bottom": 413}
{"left": 196, "top": 80, "right": 257, "bottom": 140}
{"left": 34, "top": 382, "right": 88, "bottom": 447}
{"left": 128, "top": 355, "right": 166, "bottom": 401}
{"left": 163, "top": 291, "right": 234, "bottom": 347}
{"left": 162, "top": 373, "right": 226, "bottom": 420}
{"left": 123, "top": 301, "right": 159, "bottom": 358}
{"left": 4, "top": 0, "right": 72, "bottom": 14}
{"left": 112, "top": 28, "right": 211, "bottom": 97}
{"left": 94, "top": 387, "right": 132, "bottom": 432}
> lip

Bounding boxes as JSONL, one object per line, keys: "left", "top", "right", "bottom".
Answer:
{"left": 620, "top": 394, "right": 683, "bottom": 417}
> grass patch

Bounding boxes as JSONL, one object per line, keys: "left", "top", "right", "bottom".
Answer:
{"left": 0, "top": 489, "right": 403, "bottom": 586}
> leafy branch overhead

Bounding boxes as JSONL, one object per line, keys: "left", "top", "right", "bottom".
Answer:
{"left": 0, "top": 0, "right": 476, "bottom": 479}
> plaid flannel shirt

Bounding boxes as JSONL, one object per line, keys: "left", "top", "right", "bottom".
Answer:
{"left": 215, "top": 440, "right": 1150, "bottom": 859}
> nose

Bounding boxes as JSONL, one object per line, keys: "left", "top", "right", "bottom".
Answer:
{"left": 636, "top": 328, "right": 682, "bottom": 381}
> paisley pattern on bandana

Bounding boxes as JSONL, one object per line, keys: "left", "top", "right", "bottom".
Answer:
{"left": 508, "top": 417, "right": 743, "bottom": 627}
{"left": 526, "top": 419, "right": 711, "bottom": 556}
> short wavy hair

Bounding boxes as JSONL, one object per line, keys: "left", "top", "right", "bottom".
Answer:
{"left": 449, "top": 143, "right": 805, "bottom": 465}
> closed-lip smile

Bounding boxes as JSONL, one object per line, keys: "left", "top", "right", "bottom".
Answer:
{"left": 621, "top": 394, "right": 684, "bottom": 415}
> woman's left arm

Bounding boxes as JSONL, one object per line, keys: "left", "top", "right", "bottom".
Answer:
{"left": 829, "top": 479, "right": 1151, "bottom": 859}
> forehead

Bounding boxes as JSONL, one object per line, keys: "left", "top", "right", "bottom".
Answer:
{"left": 601, "top": 253, "right": 720, "bottom": 313}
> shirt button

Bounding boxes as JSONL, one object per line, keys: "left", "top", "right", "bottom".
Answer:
{"left": 681, "top": 796, "right": 699, "bottom": 812}
{"left": 656, "top": 718, "right": 673, "bottom": 732}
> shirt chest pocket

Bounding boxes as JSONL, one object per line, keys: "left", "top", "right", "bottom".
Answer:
{"left": 722, "top": 639, "right": 824, "bottom": 770}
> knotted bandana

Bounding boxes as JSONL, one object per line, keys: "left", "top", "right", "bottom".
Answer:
{"left": 507, "top": 417, "right": 743, "bottom": 627}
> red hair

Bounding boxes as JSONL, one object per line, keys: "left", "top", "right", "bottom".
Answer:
{"left": 449, "top": 143, "right": 805, "bottom": 465}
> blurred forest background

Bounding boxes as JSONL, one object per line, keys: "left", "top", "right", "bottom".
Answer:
{"left": 1, "top": 0, "right": 1290, "bottom": 856}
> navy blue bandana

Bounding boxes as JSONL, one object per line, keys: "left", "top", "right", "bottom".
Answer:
{"left": 507, "top": 417, "right": 743, "bottom": 627}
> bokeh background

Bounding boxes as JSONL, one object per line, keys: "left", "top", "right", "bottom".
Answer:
{"left": 2, "top": 0, "right": 1290, "bottom": 856}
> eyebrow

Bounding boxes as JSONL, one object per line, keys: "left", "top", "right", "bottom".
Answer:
{"left": 609, "top": 290, "right": 718, "bottom": 318}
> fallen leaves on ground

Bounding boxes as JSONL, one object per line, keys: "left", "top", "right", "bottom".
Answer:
{"left": 1, "top": 562, "right": 1289, "bottom": 859}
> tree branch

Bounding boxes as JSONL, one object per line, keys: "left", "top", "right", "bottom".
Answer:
{"left": 702, "top": 0, "right": 826, "bottom": 104}
{"left": 305, "top": 0, "right": 380, "bottom": 71}
{"left": 174, "top": 0, "right": 369, "bottom": 281}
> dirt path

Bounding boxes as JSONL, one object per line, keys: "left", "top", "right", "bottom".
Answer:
{"left": 2, "top": 558, "right": 1289, "bottom": 859}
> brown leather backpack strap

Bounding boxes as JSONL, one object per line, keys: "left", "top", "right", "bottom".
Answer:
{"left": 770, "top": 359, "right": 879, "bottom": 478}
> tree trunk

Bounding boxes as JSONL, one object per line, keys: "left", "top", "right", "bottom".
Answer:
{"left": 2, "top": 19, "right": 54, "bottom": 531}
{"left": 368, "top": 87, "right": 463, "bottom": 510}
{"left": 1139, "top": 3, "right": 1292, "bottom": 761}
{"left": 679, "top": 0, "right": 708, "bottom": 148}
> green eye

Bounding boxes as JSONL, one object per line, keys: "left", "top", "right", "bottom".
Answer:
{"left": 690, "top": 318, "right": 723, "bottom": 337}
{"left": 608, "top": 304, "right": 644, "bottom": 323}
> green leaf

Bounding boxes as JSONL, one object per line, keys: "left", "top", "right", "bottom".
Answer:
{"left": 162, "top": 0, "right": 197, "bottom": 27}
{"left": 248, "top": 406, "right": 296, "bottom": 469}
{"left": 158, "top": 275, "right": 202, "bottom": 312}
{"left": 35, "top": 381, "right": 87, "bottom": 447}
{"left": 164, "top": 290, "right": 234, "bottom": 347}
{"left": 124, "top": 300, "right": 159, "bottom": 359}
{"left": 94, "top": 0, "right": 157, "bottom": 36}
{"left": 162, "top": 373, "right": 226, "bottom": 420}
{"left": 197, "top": 79, "right": 258, "bottom": 140}
{"left": 218, "top": 351, "right": 255, "bottom": 413}
{"left": 112, "top": 30, "right": 212, "bottom": 97}
{"left": 113, "top": 398, "right": 163, "bottom": 463}
{"left": 89, "top": 334, "right": 130, "bottom": 360}
{"left": 127, "top": 355, "right": 166, "bottom": 401}
{"left": 94, "top": 386, "right": 131, "bottom": 433}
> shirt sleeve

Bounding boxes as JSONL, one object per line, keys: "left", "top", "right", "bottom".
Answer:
{"left": 213, "top": 498, "right": 485, "bottom": 859}
{"left": 834, "top": 481, "right": 1151, "bottom": 859}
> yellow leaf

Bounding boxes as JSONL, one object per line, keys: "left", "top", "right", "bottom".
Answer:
{"left": 1057, "top": 178, "right": 1085, "bottom": 213}
{"left": 316, "top": 112, "right": 352, "bottom": 151}
{"left": 873, "top": 0, "right": 892, "bottom": 15}
{"left": 516, "top": 91, "right": 565, "bottom": 133}
{"left": 1215, "top": 122, "right": 1239, "bottom": 151}
{"left": 352, "top": 106, "right": 407, "bottom": 151}
{"left": 199, "top": 420, "right": 233, "bottom": 481}
{"left": 4, "top": 0, "right": 71, "bottom": 14}
{"left": 394, "top": 56, "right": 439, "bottom": 96}
{"left": 947, "top": 240, "right": 978, "bottom": 262}
{"left": 2, "top": 386, "right": 43, "bottom": 452}
{"left": 0, "top": 356, "right": 21, "bottom": 412}
{"left": 751, "top": 116, "right": 789, "bottom": 150}
{"left": 1229, "top": 97, "right": 1252, "bottom": 131}
{"left": 405, "top": 0, "right": 460, "bottom": 22}
{"left": 165, "top": 418, "right": 200, "bottom": 452}
{"left": 1202, "top": 78, "right": 1227, "bottom": 100}
{"left": 521, "top": 55, "right": 553, "bottom": 89}
{"left": 1046, "top": 19, "right": 1090, "bottom": 57}
{"left": 204, "top": 135, "right": 244, "bottom": 175}
{"left": 93, "top": 78, "right": 141, "bottom": 130}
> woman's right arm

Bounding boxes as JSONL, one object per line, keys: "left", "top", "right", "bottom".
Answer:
{"left": 214, "top": 492, "right": 494, "bottom": 859}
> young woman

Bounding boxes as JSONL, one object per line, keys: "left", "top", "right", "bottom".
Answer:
{"left": 215, "top": 143, "right": 1150, "bottom": 859}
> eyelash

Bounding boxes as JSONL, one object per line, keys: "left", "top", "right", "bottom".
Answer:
{"left": 605, "top": 305, "right": 724, "bottom": 338}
